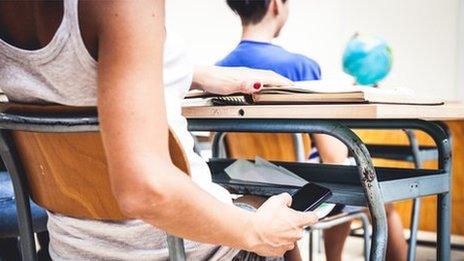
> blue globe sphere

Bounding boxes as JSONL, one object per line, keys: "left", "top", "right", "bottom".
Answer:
{"left": 342, "top": 34, "right": 393, "bottom": 86}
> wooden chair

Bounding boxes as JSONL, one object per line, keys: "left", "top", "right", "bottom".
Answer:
{"left": 0, "top": 103, "right": 188, "bottom": 261}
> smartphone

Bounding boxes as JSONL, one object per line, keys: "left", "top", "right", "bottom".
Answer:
{"left": 290, "top": 182, "right": 332, "bottom": 212}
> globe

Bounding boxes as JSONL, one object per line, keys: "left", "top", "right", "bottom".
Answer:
{"left": 342, "top": 34, "right": 393, "bottom": 86}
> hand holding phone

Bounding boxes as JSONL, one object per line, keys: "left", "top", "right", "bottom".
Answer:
{"left": 290, "top": 182, "right": 332, "bottom": 212}
{"left": 249, "top": 193, "right": 319, "bottom": 257}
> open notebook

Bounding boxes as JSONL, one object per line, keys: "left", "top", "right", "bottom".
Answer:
{"left": 184, "top": 81, "right": 443, "bottom": 106}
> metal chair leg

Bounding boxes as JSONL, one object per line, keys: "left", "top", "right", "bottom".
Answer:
{"left": 166, "top": 235, "right": 186, "bottom": 261}
{"left": 0, "top": 131, "right": 37, "bottom": 261}
{"left": 292, "top": 133, "right": 306, "bottom": 162}
{"left": 408, "top": 198, "right": 421, "bottom": 261}
{"left": 212, "top": 132, "right": 227, "bottom": 158}
{"left": 436, "top": 123, "right": 452, "bottom": 261}
{"left": 309, "top": 230, "right": 314, "bottom": 261}
{"left": 360, "top": 213, "right": 371, "bottom": 261}
{"left": 437, "top": 192, "right": 451, "bottom": 261}
{"left": 191, "top": 133, "right": 201, "bottom": 155}
{"left": 404, "top": 130, "right": 424, "bottom": 261}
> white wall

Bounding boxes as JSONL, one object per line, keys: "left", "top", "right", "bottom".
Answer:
{"left": 457, "top": 0, "right": 464, "bottom": 101}
{"left": 166, "top": 0, "right": 462, "bottom": 101}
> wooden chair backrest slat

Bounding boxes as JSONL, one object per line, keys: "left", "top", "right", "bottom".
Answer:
{"left": 5, "top": 104, "right": 189, "bottom": 221}
{"left": 225, "top": 133, "right": 312, "bottom": 161}
{"left": 13, "top": 131, "right": 124, "bottom": 220}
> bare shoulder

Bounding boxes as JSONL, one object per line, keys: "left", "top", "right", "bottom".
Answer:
{"left": 83, "top": 0, "right": 165, "bottom": 32}
{"left": 77, "top": 0, "right": 164, "bottom": 59}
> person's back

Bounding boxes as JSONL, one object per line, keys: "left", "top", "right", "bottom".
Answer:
{"left": 217, "top": 40, "right": 320, "bottom": 82}
{"left": 217, "top": 0, "right": 320, "bottom": 82}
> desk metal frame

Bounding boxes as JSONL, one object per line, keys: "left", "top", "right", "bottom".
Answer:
{"left": 187, "top": 118, "right": 451, "bottom": 261}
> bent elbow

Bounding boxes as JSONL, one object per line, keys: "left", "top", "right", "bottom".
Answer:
{"left": 114, "top": 183, "right": 167, "bottom": 219}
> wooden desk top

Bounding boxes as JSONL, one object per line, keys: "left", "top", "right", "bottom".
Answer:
{"left": 182, "top": 102, "right": 464, "bottom": 121}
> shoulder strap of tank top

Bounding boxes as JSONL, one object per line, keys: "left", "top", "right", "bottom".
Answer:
{"left": 63, "top": 0, "right": 80, "bottom": 39}
{"left": 63, "top": 0, "right": 97, "bottom": 68}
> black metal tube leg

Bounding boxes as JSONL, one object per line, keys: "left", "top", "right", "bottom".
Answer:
{"left": 437, "top": 192, "right": 451, "bottom": 261}
{"left": 435, "top": 123, "right": 452, "bottom": 261}
{"left": 360, "top": 214, "right": 371, "bottom": 261}
{"left": 330, "top": 125, "right": 387, "bottom": 261}
{"left": 0, "top": 132, "right": 37, "bottom": 261}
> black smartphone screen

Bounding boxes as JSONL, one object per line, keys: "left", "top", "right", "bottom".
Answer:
{"left": 290, "top": 182, "right": 332, "bottom": 212}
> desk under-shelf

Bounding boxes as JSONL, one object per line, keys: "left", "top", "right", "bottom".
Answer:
{"left": 183, "top": 102, "right": 464, "bottom": 261}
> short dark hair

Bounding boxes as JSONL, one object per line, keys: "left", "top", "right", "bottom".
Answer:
{"left": 226, "top": 0, "right": 287, "bottom": 25}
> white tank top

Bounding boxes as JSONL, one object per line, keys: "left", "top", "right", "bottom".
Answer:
{"left": 0, "top": 0, "right": 233, "bottom": 260}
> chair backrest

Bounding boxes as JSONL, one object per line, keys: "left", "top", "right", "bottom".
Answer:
{"left": 225, "top": 133, "right": 312, "bottom": 161}
{"left": 2, "top": 103, "right": 190, "bottom": 221}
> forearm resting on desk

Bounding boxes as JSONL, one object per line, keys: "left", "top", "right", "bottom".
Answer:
{"left": 191, "top": 65, "right": 293, "bottom": 95}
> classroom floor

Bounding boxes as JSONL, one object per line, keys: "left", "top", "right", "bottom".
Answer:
{"left": 297, "top": 230, "right": 464, "bottom": 261}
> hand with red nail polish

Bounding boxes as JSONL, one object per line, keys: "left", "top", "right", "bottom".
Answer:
{"left": 191, "top": 65, "right": 293, "bottom": 95}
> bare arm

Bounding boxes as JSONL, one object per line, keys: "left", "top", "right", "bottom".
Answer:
{"left": 94, "top": 1, "right": 315, "bottom": 257}
{"left": 191, "top": 65, "right": 293, "bottom": 95}
{"left": 313, "top": 134, "right": 349, "bottom": 164}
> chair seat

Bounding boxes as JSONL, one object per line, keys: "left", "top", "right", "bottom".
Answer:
{"left": 0, "top": 172, "right": 48, "bottom": 238}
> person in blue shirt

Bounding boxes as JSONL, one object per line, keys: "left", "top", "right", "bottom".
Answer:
{"left": 217, "top": 1, "right": 408, "bottom": 261}
{"left": 217, "top": 0, "right": 348, "bottom": 165}
{"left": 217, "top": 40, "right": 321, "bottom": 82}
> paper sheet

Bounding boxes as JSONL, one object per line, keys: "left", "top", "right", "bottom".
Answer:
{"left": 225, "top": 156, "right": 307, "bottom": 187}
{"left": 224, "top": 157, "right": 336, "bottom": 218}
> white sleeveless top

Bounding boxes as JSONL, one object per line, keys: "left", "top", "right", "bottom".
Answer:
{"left": 0, "top": 0, "right": 235, "bottom": 260}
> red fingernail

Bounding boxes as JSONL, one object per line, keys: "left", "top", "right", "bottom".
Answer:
{"left": 253, "top": 82, "right": 262, "bottom": 90}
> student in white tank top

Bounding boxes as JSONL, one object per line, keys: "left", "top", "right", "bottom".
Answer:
{"left": 0, "top": 1, "right": 318, "bottom": 260}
